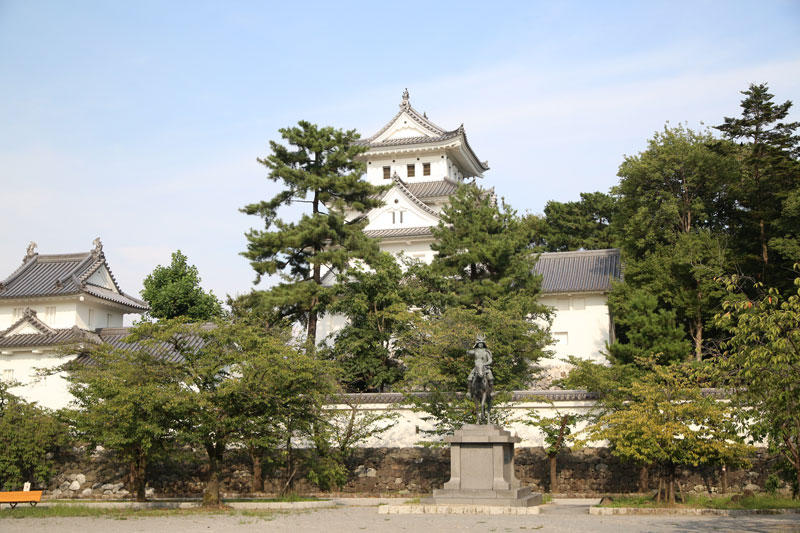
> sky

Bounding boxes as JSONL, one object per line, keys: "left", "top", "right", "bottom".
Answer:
{"left": 1, "top": 1, "right": 799, "bottom": 314}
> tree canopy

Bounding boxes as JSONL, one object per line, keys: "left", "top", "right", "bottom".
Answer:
{"left": 141, "top": 250, "right": 223, "bottom": 320}
{"left": 241, "top": 121, "right": 386, "bottom": 343}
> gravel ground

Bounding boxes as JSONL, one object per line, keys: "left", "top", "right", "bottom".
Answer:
{"left": 1, "top": 500, "right": 799, "bottom": 532}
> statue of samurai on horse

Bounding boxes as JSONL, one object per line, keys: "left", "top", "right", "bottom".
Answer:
{"left": 467, "top": 335, "right": 494, "bottom": 424}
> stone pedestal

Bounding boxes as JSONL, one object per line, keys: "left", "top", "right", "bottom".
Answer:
{"left": 424, "top": 424, "right": 542, "bottom": 507}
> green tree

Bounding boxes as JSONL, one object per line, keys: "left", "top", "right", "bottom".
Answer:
{"left": 241, "top": 122, "right": 386, "bottom": 344}
{"left": 520, "top": 402, "right": 582, "bottom": 493}
{"left": 306, "top": 401, "right": 398, "bottom": 491}
{"left": 541, "top": 192, "right": 618, "bottom": 252}
{"left": 606, "top": 288, "right": 691, "bottom": 364}
{"left": 64, "top": 341, "right": 185, "bottom": 501}
{"left": 141, "top": 250, "right": 223, "bottom": 320}
{"left": 583, "top": 362, "right": 752, "bottom": 504}
{"left": 715, "top": 83, "right": 800, "bottom": 289}
{"left": 716, "top": 271, "right": 800, "bottom": 497}
{"left": 127, "top": 319, "right": 334, "bottom": 504}
{"left": 322, "top": 252, "right": 411, "bottom": 392}
{"left": 0, "top": 383, "right": 69, "bottom": 491}
{"left": 398, "top": 184, "right": 551, "bottom": 435}
{"left": 232, "top": 328, "right": 337, "bottom": 495}
{"left": 611, "top": 125, "right": 738, "bottom": 360}
{"left": 425, "top": 184, "right": 544, "bottom": 315}
{"left": 398, "top": 306, "right": 549, "bottom": 439}
{"left": 614, "top": 124, "right": 737, "bottom": 256}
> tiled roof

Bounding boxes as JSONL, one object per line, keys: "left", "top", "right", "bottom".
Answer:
{"left": 534, "top": 248, "right": 621, "bottom": 294}
{"left": 0, "top": 325, "right": 100, "bottom": 348}
{"left": 0, "top": 324, "right": 206, "bottom": 361}
{"left": 391, "top": 176, "right": 442, "bottom": 218}
{"left": 334, "top": 390, "right": 600, "bottom": 404}
{"left": 0, "top": 243, "right": 148, "bottom": 311}
{"left": 363, "top": 226, "right": 433, "bottom": 239}
{"left": 362, "top": 130, "right": 461, "bottom": 148}
{"left": 90, "top": 327, "right": 205, "bottom": 364}
{"left": 404, "top": 180, "right": 458, "bottom": 198}
{"left": 361, "top": 93, "right": 489, "bottom": 173}
{"left": 364, "top": 101, "right": 447, "bottom": 142}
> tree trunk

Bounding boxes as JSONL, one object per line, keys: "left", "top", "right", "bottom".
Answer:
{"left": 720, "top": 465, "right": 727, "bottom": 494}
{"left": 760, "top": 218, "right": 768, "bottom": 275}
{"left": 549, "top": 455, "right": 558, "bottom": 493}
{"left": 638, "top": 465, "right": 649, "bottom": 493}
{"left": 692, "top": 315, "right": 703, "bottom": 362}
{"left": 203, "top": 444, "right": 223, "bottom": 507}
{"left": 250, "top": 449, "right": 264, "bottom": 493}
{"left": 656, "top": 477, "right": 663, "bottom": 503}
{"left": 129, "top": 452, "right": 147, "bottom": 502}
{"left": 307, "top": 189, "right": 321, "bottom": 345}
{"left": 667, "top": 466, "right": 676, "bottom": 505}
{"left": 283, "top": 433, "right": 295, "bottom": 496}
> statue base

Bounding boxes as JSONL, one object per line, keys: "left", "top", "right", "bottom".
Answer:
{"left": 423, "top": 424, "right": 542, "bottom": 507}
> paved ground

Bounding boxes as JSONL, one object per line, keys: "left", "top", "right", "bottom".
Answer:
{"left": 2, "top": 499, "right": 799, "bottom": 532}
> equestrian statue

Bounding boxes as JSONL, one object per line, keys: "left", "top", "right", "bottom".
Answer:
{"left": 467, "top": 335, "right": 494, "bottom": 424}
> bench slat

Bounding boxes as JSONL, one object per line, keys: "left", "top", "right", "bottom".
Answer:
{"left": 0, "top": 491, "right": 43, "bottom": 503}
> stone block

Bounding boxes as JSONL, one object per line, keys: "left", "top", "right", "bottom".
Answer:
{"left": 426, "top": 424, "right": 541, "bottom": 507}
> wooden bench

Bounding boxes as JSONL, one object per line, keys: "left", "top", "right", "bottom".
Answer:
{"left": 0, "top": 490, "right": 42, "bottom": 509}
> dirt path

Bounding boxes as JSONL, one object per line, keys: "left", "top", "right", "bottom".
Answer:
{"left": 1, "top": 500, "right": 799, "bottom": 532}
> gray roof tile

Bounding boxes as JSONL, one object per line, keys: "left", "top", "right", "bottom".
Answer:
{"left": 534, "top": 248, "right": 621, "bottom": 294}
{"left": 364, "top": 226, "right": 433, "bottom": 239}
{"left": 404, "top": 180, "right": 458, "bottom": 198}
{"left": 0, "top": 245, "right": 148, "bottom": 311}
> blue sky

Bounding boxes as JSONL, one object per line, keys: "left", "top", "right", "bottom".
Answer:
{"left": 1, "top": 1, "right": 799, "bottom": 311}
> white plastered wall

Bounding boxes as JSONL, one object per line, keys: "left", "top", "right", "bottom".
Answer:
{"left": 0, "top": 349, "right": 77, "bottom": 410}
{"left": 0, "top": 301, "right": 80, "bottom": 330}
{"left": 326, "top": 399, "right": 598, "bottom": 448}
{"left": 365, "top": 154, "right": 450, "bottom": 185}
{"left": 538, "top": 293, "right": 611, "bottom": 377}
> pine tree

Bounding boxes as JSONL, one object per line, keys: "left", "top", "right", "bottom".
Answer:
{"left": 322, "top": 252, "right": 411, "bottom": 392}
{"left": 715, "top": 83, "right": 800, "bottom": 290}
{"left": 426, "top": 184, "right": 543, "bottom": 315}
{"left": 241, "top": 122, "right": 386, "bottom": 343}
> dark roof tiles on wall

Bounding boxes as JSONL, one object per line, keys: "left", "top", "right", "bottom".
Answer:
{"left": 404, "top": 180, "right": 459, "bottom": 198}
{"left": 534, "top": 248, "right": 621, "bottom": 294}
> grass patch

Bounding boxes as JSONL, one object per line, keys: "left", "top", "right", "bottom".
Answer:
{"left": 541, "top": 494, "right": 552, "bottom": 504}
{"left": 0, "top": 504, "right": 283, "bottom": 520}
{"left": 599, "top": 493, "right": 800, "bottom": 510}
{"left": 224, "top": 494, "right": 322, "bottom": 503}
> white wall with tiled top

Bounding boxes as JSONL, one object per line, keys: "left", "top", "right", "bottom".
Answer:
{"left": 538, "top": 293, "right": 611, "bottom": 374}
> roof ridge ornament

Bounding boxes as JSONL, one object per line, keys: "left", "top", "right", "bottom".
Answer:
{"left": 25, "top": 242, "right": 37, "bottom": 261}
{"left": 92, "top": 237, "right": 103, "bottom": 255}
{"left": 400, "top": 88, "right": 410, "bottom": 109}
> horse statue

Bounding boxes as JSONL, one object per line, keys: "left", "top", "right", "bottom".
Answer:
{"left": 467, "top": 335, "right": 494, "bottom": 424}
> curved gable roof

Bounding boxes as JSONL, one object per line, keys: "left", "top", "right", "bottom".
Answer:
{"left": 0, "top": 243, "right": 148, "bottom": 311}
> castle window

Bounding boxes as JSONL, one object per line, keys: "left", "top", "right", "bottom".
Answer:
{"left": 407, "top": 164, "right": 415, "bottom": 178}
{"left": 554, "top": 332, "right": 569, "bottom": 345}
{"left": 12, "top": 308, "right": 24, "bottom": 320}
{"left": 399, "top": 211, "right": 404, "bottom": 223}
{"left": 88, "top": 309, "right": 95, "bottom": 328}
{"left": 2, "top": 369, "right": 13, "bottom": 383}
{"left": 423, "top": 163, "right": 431, "bottom": 176}
{"left": 383, "top": 166, "right": 391, "bottom": 179}
{"left": 391, "top": 211, "right": 396, "bottom": 224}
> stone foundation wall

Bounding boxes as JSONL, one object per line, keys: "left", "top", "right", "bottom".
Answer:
{"left": 43, "top": 446, "right": 777, "bottom": 499}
